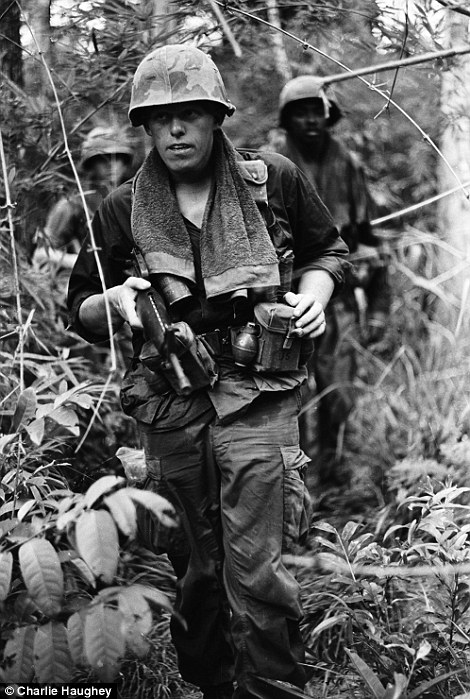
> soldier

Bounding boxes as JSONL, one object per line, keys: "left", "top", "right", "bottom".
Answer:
{"left": 34, "top": 125, "right": 136, "bottom": 274}
{"left": 67, "top": 46, "right": 348, "bottom": 698}
{"left": 271, "top": 75, "right": 391, "bottom": 481}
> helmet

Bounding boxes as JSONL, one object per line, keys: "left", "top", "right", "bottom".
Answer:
{"left": 278, "top": 75, "right": 342, "bottom": 128}
{"left": 128, "top": 44, "right": 235, "bottom": 127}
{"left": 80, "top": 126, "right": 134, "bottom": 168}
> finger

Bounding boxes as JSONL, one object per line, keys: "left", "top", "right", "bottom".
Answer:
{"left": 292, "top": 296, "right": 312, "bottom": 319}
{"left": 117, "top": 286, "right": 142, "bottom": 328}
{"left": 296, "top": 318, "right": 327, "bottom": 339}
{"left": 294, "top": 301, "right": 324, "bottom": 328}
{"left": 284, "top": 291, "right": 300, "bottom": 308}
{"left": 309, "top": 318, "right": 327, "bottom": 338}
{"left": 124, "top": 276, "right": 151, "bottom": 290}
{"left": 291, "top": 311, "right": 326, "bottom": 337}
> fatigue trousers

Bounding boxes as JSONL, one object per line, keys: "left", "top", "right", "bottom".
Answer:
{"left": 137, "top": 389, "right": 310, "bottom": 696}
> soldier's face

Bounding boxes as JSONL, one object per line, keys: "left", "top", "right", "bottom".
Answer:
{"left": 146, "top": 101, "right": 218, "bottom": 180}
{"left": 285, "top": 99, "right": 328, "bottom": 147}
{"left": 85, "top": 154, "right": 131, "bottom": 188}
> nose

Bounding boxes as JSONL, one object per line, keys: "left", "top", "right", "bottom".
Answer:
{"left": 305, "top": 110, "right": 322, "bottom": 125}
{"left": 169, "top": 116, "right": 185, "bottom": 136}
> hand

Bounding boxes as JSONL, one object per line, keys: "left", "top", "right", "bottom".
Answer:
{"left": 107, "top": 276, "right": 151, "bottom": 329}
{"left": 284, "top": 291, "right": 326, "bottom": 339}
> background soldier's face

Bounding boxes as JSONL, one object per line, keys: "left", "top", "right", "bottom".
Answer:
{"left": 84, "top": 154, "right": 132, "bottom": 189}
{"left": 145, "top": 101, "right": 218, "bottom": 180}
{"left": 285, "top": 98, "right": 328, "bottom": 148}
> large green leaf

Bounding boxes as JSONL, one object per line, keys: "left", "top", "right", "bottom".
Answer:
{"left": 0, "top": 550, "right": 13, "bottom": 601}
{"left": 69, "top": 556, "right": 96, "bottom": 588}
{"left": 84, "top": 603, "right": 125, "bottom": 681}
{"left": 11, "top": 388, "right": 37, "bottom": 431}
{"left": 19, "top": 539, "right": 64, "bottom": 617}
{"left": 67, "top": 611, "right": 86, "bottom": 666}
{"left": 83, "top": 475, "right": 125, "bottom": 509}
{"left": 75, "top": 510, "right": 119, "bottom": 583}
{"left": 0, "top": 434, "right": 16, "bottom": 454}
{"left": 25, "top": 418, "right": 45, "bottom": 446}
{"left": 104, "top": 489, "right": 137, "bottom": 538}
{"left": 131, "top": 583, "right": 172, "bottom": 613}
{"left": 48, "top": 406, "right": 79, "bottom": 428}
{"left": 125, "top": 487, "right": 176, "bottom": 528}
{"left": 118, "top": 586, "right": 152, "bottom": 657}
{"left": 3, "top": 625, "right": 36, "bottom": 682}
{"left": 34, "top": 622, "right": 73, "bottom": 683}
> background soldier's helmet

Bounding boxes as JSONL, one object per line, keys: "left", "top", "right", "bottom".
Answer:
{"left": 278, "top": 75, "right": 342, "bottom": 128}
{"left": 80, "top": 126, "right": 134, "bottom": 169}
{"left": 128, "top": 44, "right": 236, "bottom": 127}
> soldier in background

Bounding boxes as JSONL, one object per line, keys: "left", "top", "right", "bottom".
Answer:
{"left": 34, "top": 125, "right": 137, "bottom": 274}
{"left": 269, "top": 75, "right": 391, "bottom": 484}
{"left": 33, "top": 125, "right": 139, "bottom": 370}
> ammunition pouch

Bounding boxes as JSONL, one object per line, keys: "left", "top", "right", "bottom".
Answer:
{"left": 140, "top": 321, "right": 218, "bottom": 396}
{"left": 252, "top": 302, "right": 314, "bottom": 373}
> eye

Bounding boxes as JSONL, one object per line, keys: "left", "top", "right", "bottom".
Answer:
{"left": 182, "top": 108, "right": 202, "bottom": 120}
{"left": 151, "top": 112, "right": 170, "bottom": 124}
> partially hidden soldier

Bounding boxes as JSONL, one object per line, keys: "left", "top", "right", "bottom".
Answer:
{"left": 67, "top": 46, "right": 349, "bottom": 699}
{"left": 34, "top": 125, "right": 136, "bottom": 275}
{"left": 33, "top": 125, "right": 138, "bottom": 365}
{"left": 270, "top": 75, "right": 392, "bottom": 483}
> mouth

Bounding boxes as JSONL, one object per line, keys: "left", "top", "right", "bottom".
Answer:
{"left": 168, "top": 143, "right": 192, "bottom": 152}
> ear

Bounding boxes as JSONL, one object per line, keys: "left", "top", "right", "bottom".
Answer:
{"left": 143, "top": 124, "right": 151, "bottom": 136}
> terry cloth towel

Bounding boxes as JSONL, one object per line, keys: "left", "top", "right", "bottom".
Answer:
{"left": 131, "top": 129, "right": 280, "bottom": 299}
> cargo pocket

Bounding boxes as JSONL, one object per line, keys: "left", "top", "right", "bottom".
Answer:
{"left": 281, "top": 445, "right": 312, "bottom": 553}
{"left": 136, "top": 458, "right": 189, "bottom": 558}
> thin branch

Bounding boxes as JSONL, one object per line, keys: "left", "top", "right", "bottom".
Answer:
{"left": 0, "top": 0, "right": 17, "bottom": 24}
{"left": 34, "top": 79, "right": 131, "bottom": 176}
{"left": 0, "top": 32, "right": 82, "bottom": 99}
{"left": 381, "top": 0, "right": 409, "bottom": 114}
{"left": 434, "top": 0, "right": 470, "bottom": 19}
{"left": 284, "top": 552, "right": 470, "bottom": 578}
{"left": 371, "top": 179, "right": 470, "bottom": 226}
{"left": 322, "top": 46, "right": 470, "bottom": 85}
{"left": 206, "top": 0, "right": 242, "bottom": 57}
{"left": 0, "top": 129, "right": 24, "bottom": 392}
{"left": 0, "top": 125, "right": 25, "bottom": 519}
{"left": 216, "top": 1, "right": 470, "bottom": 198}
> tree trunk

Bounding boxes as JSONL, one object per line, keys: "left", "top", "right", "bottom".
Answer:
{"left": 146, "top": 0, "right": 177, "bottom": 43}
{"left": 1, "top": 0, "right": 23, "bottom": 86}
{"left": 266, "top": 0, "right": 292, "bottom": 82}
{"left": 437, "top": 11, "right": 470, "bottom": 326}
{"left": 21, "top": 0, "right": 52, "bottom": 95}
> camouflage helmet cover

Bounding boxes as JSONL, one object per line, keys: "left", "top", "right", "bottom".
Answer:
{"left": 80, "top": 126, "right": 134, "bottom": 168}
{"left": 128, "top": 44, "right": 236, "bottom": 127}
{"left": 279, "top": 75, "right": 342, "bottom": 127}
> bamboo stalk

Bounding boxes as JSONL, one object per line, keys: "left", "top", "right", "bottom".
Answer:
{"left": 371, "top": 179, "right": 470, "bottom": 226}
{"left": 322, "top": 46, "right": 470, "bottom": 85}
{"left": 283, "top": 553, "right": 470, "bottom": 578}
{"left": 207, "top": 0, "right": 242, "bottom": 57}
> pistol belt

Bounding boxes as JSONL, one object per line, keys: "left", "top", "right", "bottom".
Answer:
{"left": 198, "top": 327, "right": 239, "bottom": 358}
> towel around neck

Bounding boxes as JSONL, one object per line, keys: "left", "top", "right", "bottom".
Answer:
{"left": 131, "top": 129, "right": 280, "bottom": 299}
